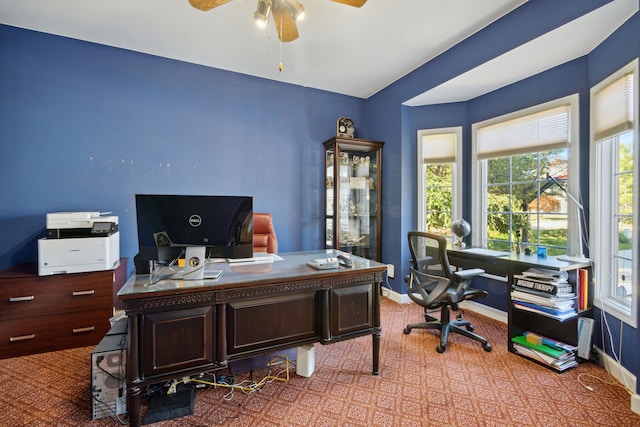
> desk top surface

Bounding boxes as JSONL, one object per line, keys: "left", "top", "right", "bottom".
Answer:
{"left": 447, "top": 246, "right": 591, "bottom": 271}
{"left": 118, "top": 250, "right": 386, "bottom": 299}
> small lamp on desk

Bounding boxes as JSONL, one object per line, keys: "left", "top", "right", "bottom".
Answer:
{"left": 451, "top": 219, "right": 471, "bottom": 248}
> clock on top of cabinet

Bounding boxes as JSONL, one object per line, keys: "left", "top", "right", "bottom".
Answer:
{"left": 324, "top": 137, "right": 384, "bottom": 262}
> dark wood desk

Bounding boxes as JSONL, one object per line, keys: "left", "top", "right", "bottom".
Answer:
{"left": 446, "top": 247, "right": 592, "bottom": 371}
{"left": 447, "top": 247, "right": 590, "bottom": 278}
{"left": 118, "top": 250, "right": 386, "bottom": 427}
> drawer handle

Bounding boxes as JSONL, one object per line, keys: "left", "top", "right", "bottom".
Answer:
{"left": 72, "top": 290, "right": 95, "bottom": 296}
{"left": 8, "top": 295, "right": 35, "bottom": 302}
{"left": 73, "top": 326, "right": 95, "bottom": 334}
{"left": 10, "top": 334, "right": 36, "bottom": 342}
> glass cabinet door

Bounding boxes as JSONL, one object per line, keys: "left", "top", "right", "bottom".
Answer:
{"left": 324, "top": 137, "right": 383, "bottom": 262}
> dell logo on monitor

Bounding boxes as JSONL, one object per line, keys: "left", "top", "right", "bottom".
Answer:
{"left": 188, "top": 215, "right": 202, "bottom": 227}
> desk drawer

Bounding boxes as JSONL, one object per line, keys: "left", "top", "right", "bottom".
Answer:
{"left": 227, "top": 292, "right": 318, "bottom": 356}
{"left": 0, "top": 309, "right": 112, "bottom": 359}
{"left": 447, "top": 253, "right": 509, "bottom": 277}
{"left": 0, "top": 273, "right": 112, "bottom": 320}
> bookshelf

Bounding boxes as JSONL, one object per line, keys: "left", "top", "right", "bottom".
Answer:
{"left": 507, "top": 256, "right": 592, "bottom": 372}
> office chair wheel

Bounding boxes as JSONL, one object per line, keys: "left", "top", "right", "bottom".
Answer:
{"left": 466, "top": 324, "right": 475, "bottom": 332}
{"left": 403, "top": 327, "right": 411, "bottom": 334}
{"left": 436, "top": 344, "right": 446, "bottom": 353}
{"left": 483, "top": 343, "right": 492, "bottom": 352}
{"left": 456, "top": 313, "right": 464, "bottom": 321}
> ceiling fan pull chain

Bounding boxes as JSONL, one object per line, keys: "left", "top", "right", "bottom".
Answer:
{"left": 279, "top": 4, "right": 284, "bottom": 72}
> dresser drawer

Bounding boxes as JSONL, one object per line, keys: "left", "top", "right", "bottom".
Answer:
{"left": 0, "top": 271, "right": 113, "bottom": 320}
{"left": 0, "top": 309, "right": 112, "bottom": 359}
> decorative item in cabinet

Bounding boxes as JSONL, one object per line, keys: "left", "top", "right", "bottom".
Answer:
{"left": 324, "top": 136, "right": 383, "bottom": 262}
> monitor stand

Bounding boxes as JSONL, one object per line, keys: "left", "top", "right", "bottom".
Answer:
{"left": 183, "top": 246, "right": 206, "bottom": 281}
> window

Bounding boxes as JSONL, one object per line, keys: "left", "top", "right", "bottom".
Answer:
{"left": 417, "top": 128, "right": 462, "bottom": 237}
{"left": 484, "top": 149, "right": 569, "bottom": 254}
{"left": 591, "top": 60, "right": 638, "bottom": 326}
{"left": 471, "top": 95, "right": 580, "bottom": 256}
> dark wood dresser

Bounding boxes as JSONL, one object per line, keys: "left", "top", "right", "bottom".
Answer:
{"left": 0, "top": 259, "right": 127, "bottom": 359}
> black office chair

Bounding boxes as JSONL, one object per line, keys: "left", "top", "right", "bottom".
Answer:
{"left": 403, "top": 231, "right": 492, "bottom": 353}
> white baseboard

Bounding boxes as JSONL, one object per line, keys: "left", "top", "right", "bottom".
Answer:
{"left": 381, "top": 286, "right": 412, "bottom": 304}
{"left": 459, "top": 300, "right": 508, "bottom": 324}
{"left": 380, "top": 287, "right": 507, "bottom": 324}
{"left": 594, "top": 347, "right": 639, "bottom": 415}
{"left": 632, "top": 393, "right": 640, "bottom": 415}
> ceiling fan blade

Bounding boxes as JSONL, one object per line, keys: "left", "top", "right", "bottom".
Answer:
{"left": 188, "top": 0, "right": 234, "bottom": 11}
{"left": 330, "top": 0, "right": 367, "bottom": 7}
{"left": 272, "top": 1, "right": 299, "bottom": 42}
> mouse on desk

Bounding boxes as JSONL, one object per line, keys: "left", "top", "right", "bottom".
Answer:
{"left": 337, "top": 254, "right": 353, "bottom": 268}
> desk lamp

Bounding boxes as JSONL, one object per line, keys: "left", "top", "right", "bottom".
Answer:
{"left": 547, "top": 174, "right": 590, "bottom": 263}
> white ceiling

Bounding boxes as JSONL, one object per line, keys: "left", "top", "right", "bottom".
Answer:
{"left": 0, "top": 0, "right": 637, "bottom": 105}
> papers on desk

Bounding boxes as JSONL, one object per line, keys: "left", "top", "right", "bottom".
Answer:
{"left": 462, "top": 248, "right": 511, "bottom": 257}
{"left": 169, "top": 266, "right": 223, "bottom": 280}
{"left": 226, "top": 252, "right": 283, "bottom": 266}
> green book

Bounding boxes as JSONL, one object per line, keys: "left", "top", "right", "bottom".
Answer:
{"left": 511, "top": 335, "right": 567, "bottom": 359}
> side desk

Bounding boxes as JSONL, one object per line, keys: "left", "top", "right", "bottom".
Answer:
{"left": 446, "top": 247, "right": 592, "bottom": 370}
{"left": 0, "top": 259, "right": 127, "bottom": 359}
{"left": 118, "top": 250, "right": 386, "bottom": 427}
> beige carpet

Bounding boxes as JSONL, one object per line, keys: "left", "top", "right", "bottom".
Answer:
{"left": 1, "top": 298, "right": 638, "bottom": 426}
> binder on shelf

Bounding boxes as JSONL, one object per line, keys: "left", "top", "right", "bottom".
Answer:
{"left": 512, "top": 302, "right": 577, "bottom": 321}
{"left": 511, "top": 289, "right": 575, "bottom": 310}
{"left": 578, "top": 268, "right": 589, "bottom": 310}
{"left": 511, "top": 335, "right": 568, "bottom": 358}
{"left": 522, "top": 331, "right": 577, "bottom": 352}
{"left": 513, "top": 344, "right": 578, "bottom": 371}
{"left": 513, "top": 300, "right": 575, "bottom": 316}
{"left": 511, "top": 334, "right": 578, "bottom": 371}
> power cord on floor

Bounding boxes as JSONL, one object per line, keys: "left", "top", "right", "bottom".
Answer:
{"left": 167, "top": 355, "right": 293, "bottom": 398}
{"left": 577, "top": 371, "right": 628, "bottom": 394}
{"left": 596, "top": 308, "right": 634, "bottom": 395}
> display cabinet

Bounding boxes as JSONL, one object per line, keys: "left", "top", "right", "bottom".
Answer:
{"left": 324, "top": 137, "right": 384, "bottom": 261}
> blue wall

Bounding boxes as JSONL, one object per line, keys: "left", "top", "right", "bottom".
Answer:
{"left": 0, "top": 25, "right": 366, "bottom": 272}
{"left": 1, "top": 0, "right": 638, "bottom": 392}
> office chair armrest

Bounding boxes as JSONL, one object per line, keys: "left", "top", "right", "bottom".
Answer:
{"left": 453, "top": 268, "right": 485, "bottom": 279}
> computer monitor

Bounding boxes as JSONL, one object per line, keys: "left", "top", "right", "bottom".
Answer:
{"left": 135, "top": 194, "right": 253, "bottom": 279}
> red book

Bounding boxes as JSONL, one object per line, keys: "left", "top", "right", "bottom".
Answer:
{"left": 578, "top": 269, "right": 588, "bottom": 310}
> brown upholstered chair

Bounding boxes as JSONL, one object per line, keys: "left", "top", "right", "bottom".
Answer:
{"left": 253, "top": 213, "right": 278, "bottom": 254}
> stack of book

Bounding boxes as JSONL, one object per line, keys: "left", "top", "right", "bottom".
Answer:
{"left": 512, "top": 332, "right": 578, "bottom": 371}
{"left": 512, "top": 269, "right": 577, "bottom": 321}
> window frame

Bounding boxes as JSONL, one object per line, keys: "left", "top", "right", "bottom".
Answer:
{"left": 417, "top": 127, "right": 463, "bottom": 236}
{"left": 471, "top": 94, "right": 581, "bottom": 253}
{"left": 590, "top": 59, "right": 638, "bottom": 327}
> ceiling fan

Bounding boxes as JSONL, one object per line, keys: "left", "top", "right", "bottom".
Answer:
{"left": 188, "top": 0, "right": 367, "bottom": 42}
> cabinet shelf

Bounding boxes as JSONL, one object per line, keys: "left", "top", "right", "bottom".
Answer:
{"left": 324, "top": 137, "right": 383, "bottom": 262}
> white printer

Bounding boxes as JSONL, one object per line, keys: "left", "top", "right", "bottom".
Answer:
{"left": 38, "top": 212, "right": 120, "bottom": 276}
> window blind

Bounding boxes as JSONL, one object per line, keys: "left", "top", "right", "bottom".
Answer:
{"left": 593, "top": 73, "right": 635, "bottom": 141}
{"left": 476, "top": 105, "right": 570, "bottom": 159}
{"left": 421, "top": 132, "right": 457, "bottom": 163}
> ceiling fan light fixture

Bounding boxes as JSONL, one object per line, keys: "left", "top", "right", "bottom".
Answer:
{"left": 253, "top": 0, "right": 271, "bottom": 28}
{"left": 286, "top": 0, "right": 306, "bottom": 21}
